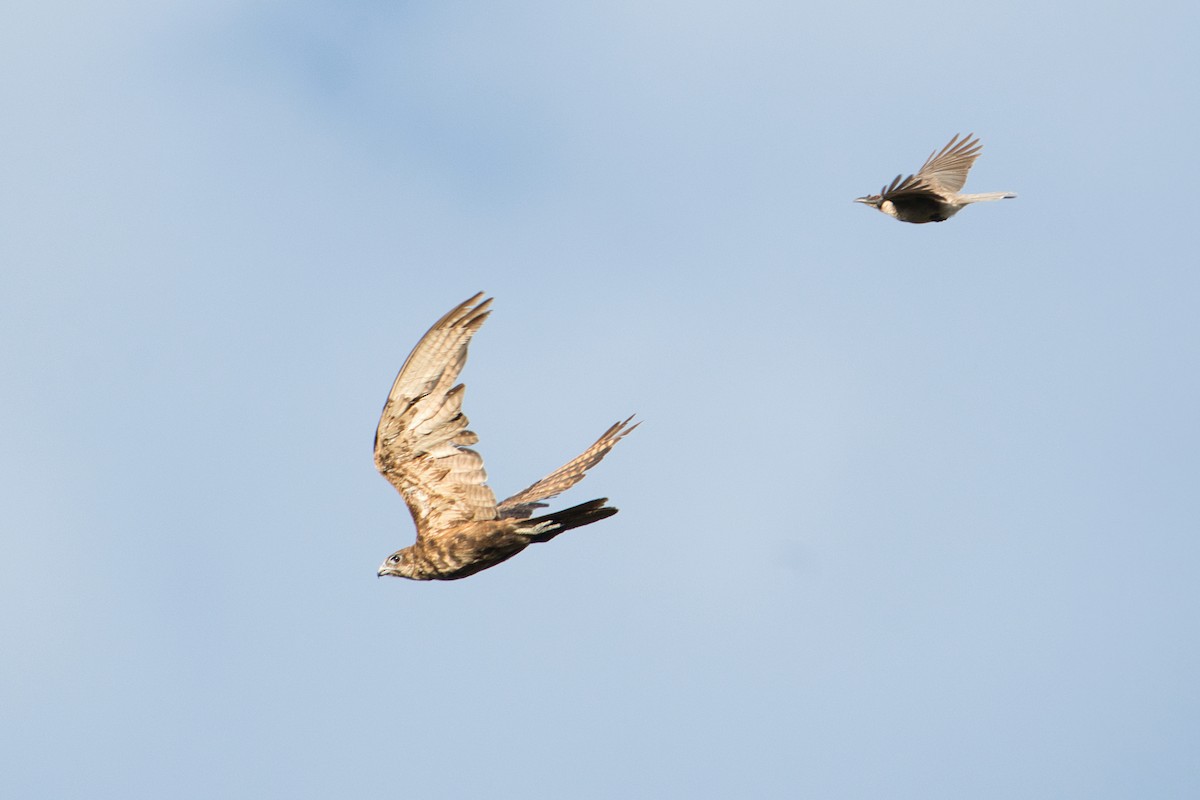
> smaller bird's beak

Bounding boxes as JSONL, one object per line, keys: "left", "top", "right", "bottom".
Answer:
{"left": 853, "top": 196, "right": 871, "bottom": 204}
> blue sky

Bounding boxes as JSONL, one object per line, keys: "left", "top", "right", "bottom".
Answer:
{"left": 3, "top": 1, "right": 1198, "bottom": 797}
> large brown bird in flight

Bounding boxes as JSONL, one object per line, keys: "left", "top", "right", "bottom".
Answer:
{"left": 374, "top": 293, "right": 636, "bottom": 580}
{"left": 854, "top": 133, "right": 1016, "bottom": 223}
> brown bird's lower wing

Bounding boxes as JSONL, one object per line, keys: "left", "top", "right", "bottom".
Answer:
{"left": 497, "top": 416, "right": 639, "bottom": 519}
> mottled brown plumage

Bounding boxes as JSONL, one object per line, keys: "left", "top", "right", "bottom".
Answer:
{"left": 854, "top": 133, "right": 1016, "bottom": 223}
{"left": 374, "top": 293, "right": 637, "bottom": 580}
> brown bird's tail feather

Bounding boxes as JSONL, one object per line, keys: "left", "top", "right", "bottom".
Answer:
{"left": 519, "top": 498, "right": 618, "bottom": 543}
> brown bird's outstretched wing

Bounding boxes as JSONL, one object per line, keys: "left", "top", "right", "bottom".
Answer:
{"left": 497, "top": 416, "right": 639, "bottom": 519}
{"left": 915, "top": 133, "right": 982, "bottom": 193}
{"left": 374, "top": 293, "right": 499, "bottom": 540}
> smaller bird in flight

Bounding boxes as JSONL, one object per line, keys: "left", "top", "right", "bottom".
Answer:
{"left": 374, "top": 293, "right": 637, "bottom": 581}
{"left": 854, "top": 133, "right": 1016, "bottom": 223}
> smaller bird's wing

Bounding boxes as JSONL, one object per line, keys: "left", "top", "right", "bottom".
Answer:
{"left": 915, "top": 133, "right": 982, "bottom": 193}
{"left": 497, "top": 416, "right": 638, "bottom": 519}
{"left": 878, "top": 173, "right": 942, "bottom": 202}
{"left": 374, "top": 293, "right": 500, "bottom": 540}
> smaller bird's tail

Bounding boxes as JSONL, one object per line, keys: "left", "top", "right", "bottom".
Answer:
{"left": 518, "top": 498, "right": 618, "bottom": 543}
{"left": 958, "top": 191, "right": 1017, "bottom": 204}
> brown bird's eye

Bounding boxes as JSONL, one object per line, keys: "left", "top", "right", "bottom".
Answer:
{"left": 389, "top": 555, "right": 401, "bottom": 564}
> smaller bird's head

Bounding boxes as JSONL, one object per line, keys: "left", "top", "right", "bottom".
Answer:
{"left": 854, "top": 194, "right": 899, "bottom": 218}
{"left": 853, "top": 194, "right": 882, "bottom": 209}
{"left": 377, "top": 549, "right": 414, "bottom": 579}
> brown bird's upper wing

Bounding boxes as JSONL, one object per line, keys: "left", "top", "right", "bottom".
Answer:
{"left": 497, "top": 416, "right": 639, "bottom": 519}
{"left": 915, "top": 133, "right": 982, "bottom": 193}
{"left": 374, "top": 293, "right": 500, "bottom": 540}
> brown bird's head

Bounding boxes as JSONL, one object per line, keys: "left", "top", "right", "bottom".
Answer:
{"left": 377, "top": 548, "right": 417, "bottom": 579}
